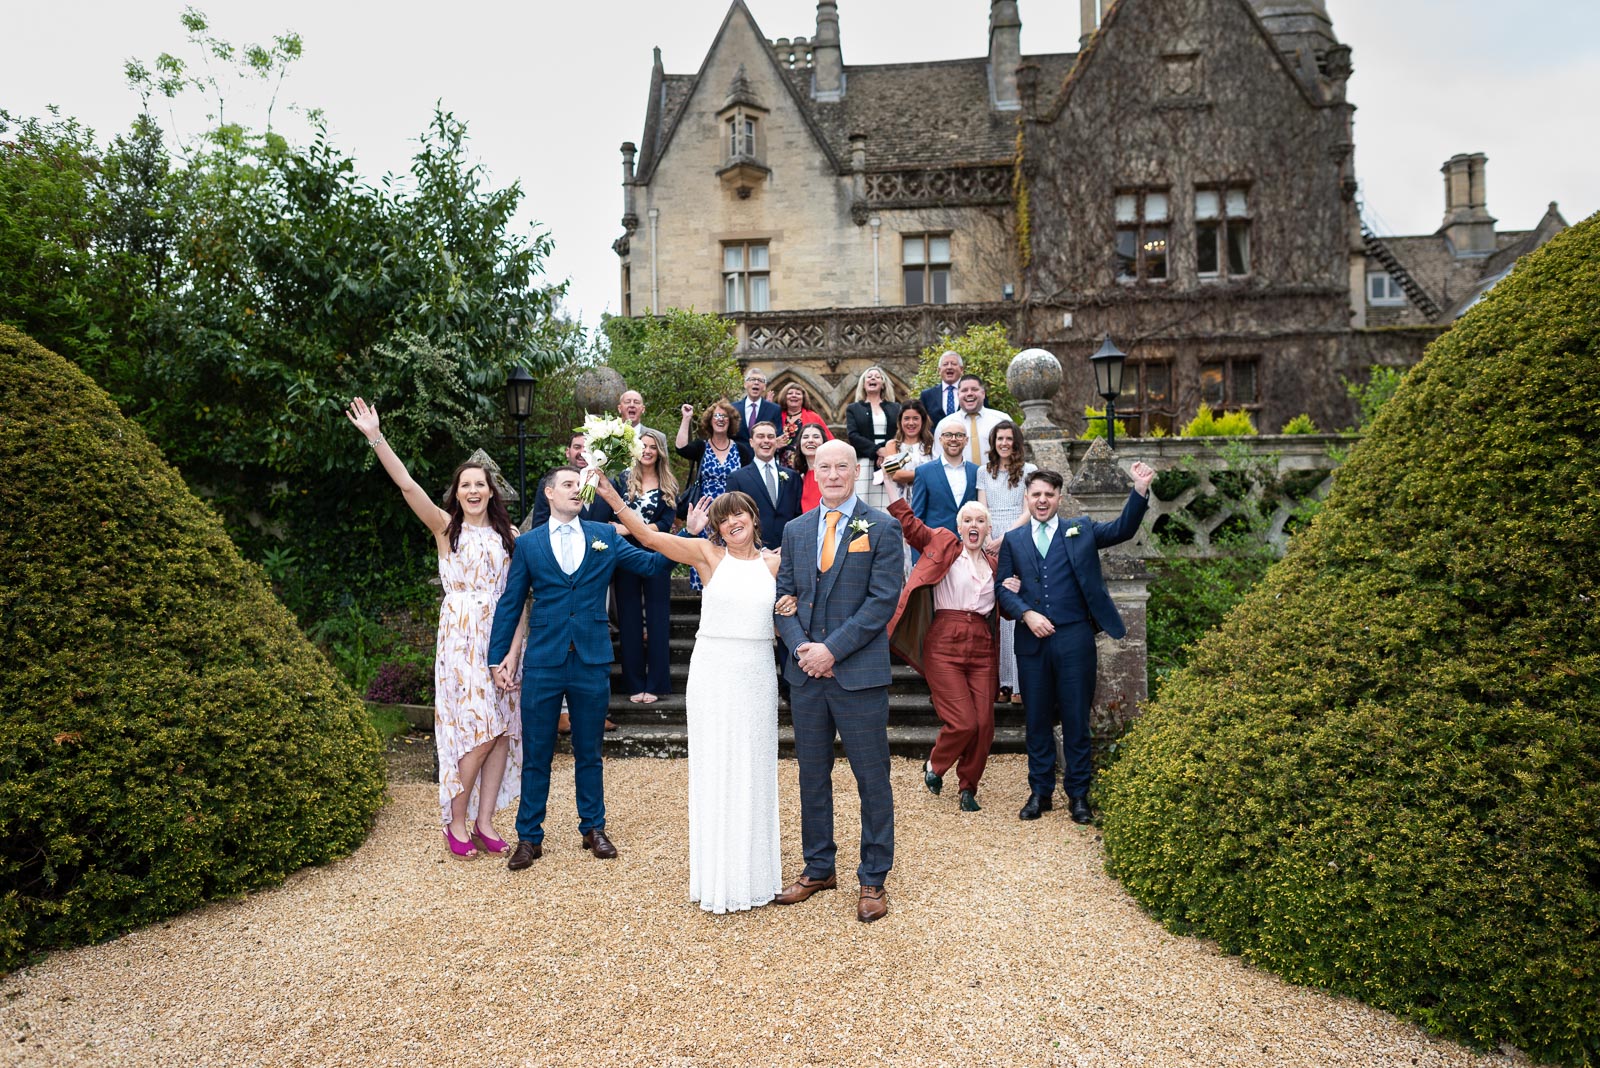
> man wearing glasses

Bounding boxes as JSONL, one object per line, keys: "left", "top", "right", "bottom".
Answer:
{"left": 909, "top": 415, "right": 980, "bottom": 559}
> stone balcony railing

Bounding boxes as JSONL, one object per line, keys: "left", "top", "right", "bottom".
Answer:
{"left": 729, "top": 302, "right": 1025, "bottom": 369}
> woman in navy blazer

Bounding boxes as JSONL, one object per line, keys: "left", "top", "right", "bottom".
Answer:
{"left": 605, "top": 428, "right": 678, "bottom": 705}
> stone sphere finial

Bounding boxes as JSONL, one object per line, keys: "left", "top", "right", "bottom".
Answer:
{"left": 574, "top": 367, "right": 627, "bottom": 414}
{"left": 1007, "top": 347, "right": 1062, "bottom": 432}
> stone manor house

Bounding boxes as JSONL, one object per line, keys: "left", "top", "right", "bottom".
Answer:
{"left": 610, "top": 0, "right": 1568, "bottom": 433}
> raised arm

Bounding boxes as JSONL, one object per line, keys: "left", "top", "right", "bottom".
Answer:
{"left": 882, "top": 472, "right": 937, "bottom": 553}
{"left": 346, "top": 397, "right": 448, "bottom": 534}
{"left": 675, "top": 404, "right": 696, "bottom": 452}
{"left": 594, "top": 474, "right": 713, "bottom": 571}
{"left": 1088, "top": 461, "right": 1155, "bottom": 547}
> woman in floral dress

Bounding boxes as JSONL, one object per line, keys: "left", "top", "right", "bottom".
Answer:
{"left": 977, "top": 420, "right": 1036, "bottom": 704}
{"left": 346, "top": 397, "right": 525, "bottom": 860}
{"left": 676, "top": 400, "right": 754, "bottom": 592}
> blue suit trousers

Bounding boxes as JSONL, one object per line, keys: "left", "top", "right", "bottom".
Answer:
{"left": 1016, "top": 621, "right": 1098, "bottom": 800}
{"left": 517, "top": 647, "right": 612, "bottom": 842}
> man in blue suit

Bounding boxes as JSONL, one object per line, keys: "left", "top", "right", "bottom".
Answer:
{"left": 910, "top": 415, "right": 980, "bottom": 554}
{"left": 773, "top": 440, "right": 904, "bottom": 923}
{"left": 733, "top": 366, "right": 783, "bottom": 447}
{"left": 724, "top": 421, "right": 802, "bottom": 549}
{"left": 489, "top": 466, "right": 673, "bottom": 869}
{"left": 919, "top": 350, "right": 965, "bottom": 420}
{"left": 994, "top": 463, "right": 1154, "bottom": 825}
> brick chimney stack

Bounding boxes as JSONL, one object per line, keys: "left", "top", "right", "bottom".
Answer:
{"left": 989, "top": 0, "right": 1022, "bottom": 111}
{"left": 813, "top": 2, "right": 843, "bottom": 101}
{"left": 1440, "top": 153, "right": 1496, "bottom": 257}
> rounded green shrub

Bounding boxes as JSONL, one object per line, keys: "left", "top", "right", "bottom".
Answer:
{"left": 0, "top": 326, "right": 385, "bottom": 973}
{"left": 1101, "top": 215, "right": 1600, "bottom": 1065}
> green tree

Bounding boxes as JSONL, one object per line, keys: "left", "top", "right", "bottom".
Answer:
{"left": 601, "top": 308, "right": 742, "bottom": 423}
{"left": 910, "top": 322, "right": 1021, "bottom": 418}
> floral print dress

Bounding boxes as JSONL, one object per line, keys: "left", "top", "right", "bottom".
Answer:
{"left": 689, "top": 444, "right": 746, "bottom": 593}
{"left": 434, "top": 523, "right": 522, "bottom": 827}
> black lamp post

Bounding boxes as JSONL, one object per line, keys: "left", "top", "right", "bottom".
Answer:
{"left": 1089, "top": 334, "right": 1128, "bottom": 451}
{"left": 503, "top": 366, "right": 536, "bottom": 522}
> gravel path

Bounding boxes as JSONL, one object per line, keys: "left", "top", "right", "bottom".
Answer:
{"left": 2, "top": 755, "right": 1527, "bottom": 1067}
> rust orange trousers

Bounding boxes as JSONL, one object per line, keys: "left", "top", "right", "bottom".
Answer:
{"left": 924, "top": 610, "right": 997, "bottom": 793}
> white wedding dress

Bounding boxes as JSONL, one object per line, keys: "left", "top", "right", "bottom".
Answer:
{"left": 685, "top": 552, "right": 783, "bottom": 913}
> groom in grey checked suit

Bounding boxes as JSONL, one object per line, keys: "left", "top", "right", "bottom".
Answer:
{"left": 774, "top": 440, "right": 904, "bottom": 923}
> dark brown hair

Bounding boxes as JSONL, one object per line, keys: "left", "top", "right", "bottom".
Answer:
{"left": 895, "top": 399, "right": 934, "bottom": 451}
{"left": 986, "top": 420, "right": 1027, "bottom": 485}
{"left": 706, "top": 490, "right": 762, "bottom": 547}
{"left": 444, "top": 463, "right": 516, "bottom": 556}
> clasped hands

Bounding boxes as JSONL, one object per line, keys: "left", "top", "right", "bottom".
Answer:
{"left": 772, "top": 595, "right": 833, "bottom": 678}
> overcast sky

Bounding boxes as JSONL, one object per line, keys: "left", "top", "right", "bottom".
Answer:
{"left": 7, "top": 1, "right": 1598, "bottom": 331}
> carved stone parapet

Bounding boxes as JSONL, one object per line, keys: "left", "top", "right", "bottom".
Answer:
{"left": 862, "top": 164, "right": 1013, "bottom": 209}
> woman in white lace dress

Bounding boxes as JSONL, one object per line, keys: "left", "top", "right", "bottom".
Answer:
{"left": 346, "top": 397, "right": 525, "bottom": 860}
{"left": 977, "top": 420, "right": 1036, "bottom": 704}
{"left": 593, "top": 478, "right": 782, "bottom": 914}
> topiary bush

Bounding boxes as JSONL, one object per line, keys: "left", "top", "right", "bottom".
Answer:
{"left": 1179, "top": 402, "right": 1258, "bottom": 437}
{"left": 0, "top": 326, "right": 386, "bottom": 973}
{"left": 1100, "top": 215, "right": 1600, "bottom": 1063}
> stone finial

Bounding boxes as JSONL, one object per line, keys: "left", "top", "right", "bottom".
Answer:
{"left": 461, "top": 448, "right": 516, "bottom": 507}
{"left": 574, "top": 367, "right": 627, "bottom": 414}
{"left": 989, "top": 0, "right": 1022, "bottom": 111}
{"left": 724, "top": 65, "right": 762, "bottom": 111}
{"left": 1007, "top": 347, "right": 1062, "bottom": 432}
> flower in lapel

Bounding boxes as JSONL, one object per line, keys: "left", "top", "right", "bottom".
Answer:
{"left": 591, "top": 538, "right": 608, "bottom": 551}
{"left": 1065, "top": 524, "right": 1082, "bottom": 538}
{"left": 849, "top": 518, "right": 873, "bottom": 536}
{"left": 778, "top": 471, "right": 791, "bottom": 482}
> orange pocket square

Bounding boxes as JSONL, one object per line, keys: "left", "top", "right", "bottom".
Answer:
{"left": 847, "top": 535, "right": 871, "bottom": 552}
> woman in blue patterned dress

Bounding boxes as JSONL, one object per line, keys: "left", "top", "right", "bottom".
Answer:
{"left": 604, "top": 428, "right": 679, "bottom": 704}
{"left": 676, "top": 400, "right": 754, "bottom": 592}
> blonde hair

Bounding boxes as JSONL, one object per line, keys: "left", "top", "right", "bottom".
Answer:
{"left": 956, "top": 500, "right": 991, "bottom": 525}
{"left": 853, "top": 365, "right": 898, "bottom": 404}
{"left": 626, "top": 427, "right": 679, "bottom": 509}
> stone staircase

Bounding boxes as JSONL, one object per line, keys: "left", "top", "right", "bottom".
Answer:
{"left": 600, "top": 577, "right": 1030, "bottom": 758}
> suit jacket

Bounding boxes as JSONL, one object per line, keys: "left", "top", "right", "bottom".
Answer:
{"left": 774, "top": 500, "right": 904, "bottom": 691}
{"left": 910, "top": 459, "right": 979, "bottom": 535}
{"left": 732, "top": 398, "right": 783, "bottom": 445}
{"left": 488, "top": 519, "right": 672, "bottom": 669}
{"left": 884, "top": 499, "right": 1000, "bottom": 684}
{"left": 845, "top": 400, "right": 902, "bottom": 460}
{"left": 921, "top": 383, "right": 960, "bottom": 420}
{"left": 994, "top": 490, "right": 1149, "bottom": 647}
{"left": 724, "top": 459, "right": 802, "bottom": 550}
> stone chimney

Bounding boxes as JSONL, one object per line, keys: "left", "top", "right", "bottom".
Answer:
{"left": 620, "top": 142, "right": 638, "bottom": 232}
{"left": 813, "top": 2, "right": 843, "bottom": 101}
{"left": 989, "top": 0, "right": 1022, "bottom": 111}
{"left": 1079, "top": 0, "right": 1111, "bottom": 49}
{"left": 1440, "top": 153, "right": 1496, "bottom": 257}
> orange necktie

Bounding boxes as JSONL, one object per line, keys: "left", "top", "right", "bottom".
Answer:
{"left": 968, "top": 414, "right": 982, "bottom": 464}
{"left": 820, "top": 509, "right": 841, "bottom": 570}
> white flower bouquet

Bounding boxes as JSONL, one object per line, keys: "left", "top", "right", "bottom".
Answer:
{"left": 576, "top": 414, "right": 645, "bottom": 504}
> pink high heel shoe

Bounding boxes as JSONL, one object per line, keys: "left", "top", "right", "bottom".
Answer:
{"left": 443, "top": 827, "right": 479, "bottom": 860}
{"left": 470, "top": 827, "right": 508, "bottom": 854}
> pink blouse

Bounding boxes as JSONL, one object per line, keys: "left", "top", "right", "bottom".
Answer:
{"left": 932, "top": 549, "right": 995, "bottom": 614}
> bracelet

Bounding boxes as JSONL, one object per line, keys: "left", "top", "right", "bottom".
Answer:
{"left": 368, "top": 434, "right": 386, "bottom": 449}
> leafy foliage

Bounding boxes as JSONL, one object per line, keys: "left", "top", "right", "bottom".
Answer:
{"left": 910, "top": 322, "right": 1022, "bottom": 418}
{"left": 1342, "top": 365, "right": 1407, "bottom": 431}
{"left": 0, "top": 326, "right": 385, "bottom": 973}
{"left": 1179, "top": 403, "right": 1258, "bottom": 437}
{"left": 601, "top": 308, "right": 742, "bottom": 422}
{"left": 1100, "top": 216, "right": 1600, "bottom": 1064}
{"left": 1078, "top": 405, "right": 1128, "bottom": 441}
{"left": 1280, "top": 413, "right": 1318, "bottom": 434}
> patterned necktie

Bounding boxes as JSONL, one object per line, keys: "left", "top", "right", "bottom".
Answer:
{"left": 764, "top": 462, "right": 778, "bottom": 504}
{"left": 820, "top": 509, "right": 841, "bottom": 571}
{"left": 968, "top": 413, "right": 982, "bottom": 464}
{"left": 558, "top": 524, "right": 577, "bottom": 574}
{"left": 1035, "top": 519, "right": 1051, "bottom": 558}
{"left": 749, "top": 402, "right": 758, "bottom": 431}
{"left": 944, "top": 384, "right": 955, "bottom": 415}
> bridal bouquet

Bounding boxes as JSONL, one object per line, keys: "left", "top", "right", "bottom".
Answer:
{"left": 575, "top": 414, "right": 645, "bottom": 504}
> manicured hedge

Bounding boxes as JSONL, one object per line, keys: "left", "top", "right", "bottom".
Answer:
{"left": 0, "top": 326, "right": 385, "bottom": 973}
{"left": 1101, "top": 215, "right": 1600, "bottom": 1065}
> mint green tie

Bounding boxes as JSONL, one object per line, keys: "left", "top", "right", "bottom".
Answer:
{"left": 1034, "top": 520, "right": 1050, "bottom": 557}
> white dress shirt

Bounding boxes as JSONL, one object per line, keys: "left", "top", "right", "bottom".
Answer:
{"left": 548, "top": 516, "right": 586, "bottom": 574}
{"left": 942, "top": 459, "right": 971, "bottom": 506}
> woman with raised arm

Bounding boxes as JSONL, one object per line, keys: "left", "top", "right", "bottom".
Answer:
{"left": 592, "top": 476, "right": 782, "bottom": 914}
{"left": 676, "top": 399, "right": 754, "bottom": 592}
{"left": 346, "top": 397, "right": 524, "bottom": 860}
{"left": 773, "top": 383, "right": 833, "bottom": 469}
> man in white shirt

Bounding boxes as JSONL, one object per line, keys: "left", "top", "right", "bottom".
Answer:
{"left": 910, "top": 416, "right": 980, "bottom": 545}
{"left": 920, "top": 350, "right": 965, "bottom": 419}
{"left": 954, "top": 374, "right": 1008, "bottom": 468}
{"left": 734, "top": 368, "right": 781, "bottom": 446}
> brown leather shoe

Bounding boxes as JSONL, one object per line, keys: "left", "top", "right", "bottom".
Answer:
{"left": 581, "top": 828, "right": 618, "bottom": 859}
{"left": 507, "top": 840, "right": 542, "bottom": 871}
{"left": 857, "top": 885, "right": 888, "bottom": 923}
{"left": 773, "top": 873, "right": 837, "bottom": 905}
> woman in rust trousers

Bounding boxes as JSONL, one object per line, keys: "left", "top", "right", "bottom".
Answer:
{"left": 881, "top": 472, "right": 1006, "bottom": 812}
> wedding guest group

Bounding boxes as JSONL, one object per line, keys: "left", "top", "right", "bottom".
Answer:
{"left": 773, "top": 383, "right": 832, "bottom": 468}
{"left": 724, "top": 420, "right": 802, "bottom": 550}
{"left": 676, "top": 400, "right": 754, "bottom": 590}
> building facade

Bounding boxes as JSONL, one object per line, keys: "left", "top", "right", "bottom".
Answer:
{"left": 612, "top": 0, "right": 1565, "bottom": 431}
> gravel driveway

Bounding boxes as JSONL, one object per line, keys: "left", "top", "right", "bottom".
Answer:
{"left": 0, "top": 755, "right": 1528, "bottom": 1067}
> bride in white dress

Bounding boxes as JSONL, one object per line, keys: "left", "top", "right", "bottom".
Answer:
{"left": 594, "top": 478, "right": 782, "bottom": 913}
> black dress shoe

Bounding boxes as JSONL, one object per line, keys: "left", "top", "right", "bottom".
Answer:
{"left": 507, "top": 840, "right": 542, "bottom": 871}
{"left": 1018, "top": 793, "right": 1053, "bottom": 820}
{"left": 958, "top": 789, "right": 981, "bottom": 812}
{"left": 582, "top": 828, "right": 619, "bottom": 859}
{"left": 923, "top": 760, "right": 943, "bottom": 796}
{"left": 1069, "top": 796, "right": 1093, "bottom": 824}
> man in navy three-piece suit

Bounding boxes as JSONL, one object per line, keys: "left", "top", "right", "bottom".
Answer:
{"left": 994, "top": 462, "right": 1155, "bottom": 825}
{"left": 489, "top": 466, "right": 673, "bottom": 869}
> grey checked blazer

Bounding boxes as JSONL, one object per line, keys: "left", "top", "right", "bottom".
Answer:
{"left": 774, "top": 500, "right": 904, "bottom": 691}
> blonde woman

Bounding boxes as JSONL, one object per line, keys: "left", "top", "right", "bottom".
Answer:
{"left": 606, "top": 428, "right": 679, "bottom": 704}
{"left": 846, "top": 365, "right": 901, "bottom": 508}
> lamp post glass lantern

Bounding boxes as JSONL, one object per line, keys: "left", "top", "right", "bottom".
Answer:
{"left": 504, "top": 367, "right": 536, "bottom": 522}
{"left": 1089, "top": 334, "right": 1127, "bottom": 450}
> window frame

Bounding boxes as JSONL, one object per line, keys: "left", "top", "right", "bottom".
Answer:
{"left": 1118, "top": 359, "right": 1176, "bottom": 437}
{"left": 901, "top": 233, "right": 952, "bottom": 305}
{"left": 1197, "top": 356, "right": 1262, "bottom": 415}
{"left": 722, "top": 240, "right": 771, "bottom": 313}
{"left": 1114, "top": 188, "right": 1171, "bottom": 284}
{"left": 1367, "top": 271, "right": 1406, "bottom": 306}
{"left": 1195, "top": 185, "right": 1252, "bottom": 280}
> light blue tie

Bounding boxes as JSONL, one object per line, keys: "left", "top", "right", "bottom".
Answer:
{"left": 1034, "top": 520, "right": 1051, "bottom": 558}
{"left": 558, "top": 524, "right": 577, "bottom": 574}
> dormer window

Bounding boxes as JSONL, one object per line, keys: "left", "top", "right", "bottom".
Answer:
{"left": 716, "top": 66, "right": 770, "bottom": 197}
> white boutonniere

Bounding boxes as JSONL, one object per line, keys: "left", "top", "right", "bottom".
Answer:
{"left": 591, "top": 538, "right": 608, "bottom": 551}
{"left": 849, "top": 518, "right": 873, "bottom": 536}
{"left": 1065, "top": 525, "right": 1082, "bottom": 538}
{"left": 778, "top": 471, "right": 791, "bottom": 482}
